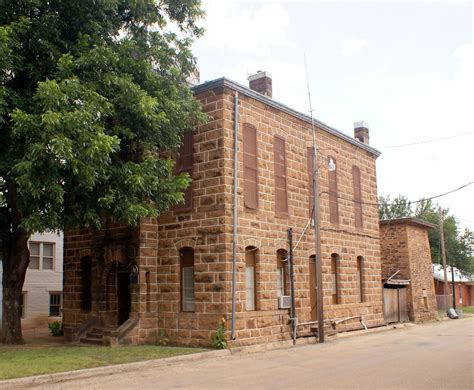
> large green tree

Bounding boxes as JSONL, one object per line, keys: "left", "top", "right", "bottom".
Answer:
{"left": 0, "top": 0, "right": 204, "bottom": 344}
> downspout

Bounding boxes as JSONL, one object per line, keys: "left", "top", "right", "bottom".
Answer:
{"left": 288, "top": 228, "right": 296, "bottom": 344}
{"left": 231, "top": 92, "right": 239, "bottom": 340}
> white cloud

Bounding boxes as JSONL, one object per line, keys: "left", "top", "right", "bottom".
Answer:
{"left": 195, "top": 0, "right": 292, "bottom": 56}
{"left": 340, "top": 37, "right": 368, "bottom": 57}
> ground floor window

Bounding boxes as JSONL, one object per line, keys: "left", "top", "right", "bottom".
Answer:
{"left": 245, "top": 246, "right": 257, "bottom": 310}
{"left": 49, "top": 292, "right": 61, "bottom": 316}
{"left": 180, "top": 247, "right": 195, "bottom": 312}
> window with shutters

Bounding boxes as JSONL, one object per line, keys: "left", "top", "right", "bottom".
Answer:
{"left": 307, "top": 147, "right": 315, "bottom": 216}
{"left": 328, "top": 156, "right": 339, "bottom": 224}
{"left": 352, "top": 165, "right": 363, "bottom": 229}
{"left": 274, "top": 137, "right": 288, "bottom": 216}
{"left": 175, "top": 131, "right": 194, "bottom": 211}
{"left": 180, "top": 247, "right": 195, "bottom": 312}
{"left": 357, "top": 256, "right": 364, "bottom": 303}
{"left": 243, "top": 124, "right": 259, "bottom": 210}
{"left": 245, "top": 246, "right": 257, "bottom": 310}
{"left": 277, "top": 249, "right": 289, "bottom": 297}
{"left": 331, "top": 253, "right": 340, "bottom": 304}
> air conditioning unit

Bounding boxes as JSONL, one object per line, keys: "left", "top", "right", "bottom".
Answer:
{"left": 278, "top": 295, "right": 291, "bottom": 309}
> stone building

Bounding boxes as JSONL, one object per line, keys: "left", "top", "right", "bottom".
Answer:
{"left": 380, "top": 218, "right": 438, "bottom": 323}
{"left": 62, "top": 73, "right": 386, "bottom": 346}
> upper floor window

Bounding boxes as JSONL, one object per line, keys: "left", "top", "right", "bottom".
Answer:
{"left": 352, "top": 165, "right": 363, "bottom": 229}
{"left": 328, "top": 156, "right": 339, "bottom": 224}
{"left": 243, "top": 124, "right": 259, "bottom": 210}
{"left": 29, "top": 242, "right": 54, "bottom": 270}
{"left": 307, "top": 147, "right": 315, "bottom": 216}
{"left": 274, "top": 137, "right": 288, "bottom": 216}
{"left": 175, "top": 131, "right": 194, "bottom": 211}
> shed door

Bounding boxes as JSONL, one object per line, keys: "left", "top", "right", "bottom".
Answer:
{"left": 383, "top": 287, "right": 409, "bottom": 323}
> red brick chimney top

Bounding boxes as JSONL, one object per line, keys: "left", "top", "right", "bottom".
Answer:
{"left": 248, "top": 71, "right": 272, "bottom": 98}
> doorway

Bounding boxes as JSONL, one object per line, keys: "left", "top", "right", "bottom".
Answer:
{"left": 309, "top": 256, "right": 317, "bottom": 321}
{"left": 117, "top": 268, "right": 131, "bottom": 325}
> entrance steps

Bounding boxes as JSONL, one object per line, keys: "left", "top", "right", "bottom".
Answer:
{"left": 80, "top": 326, "right": 117, "bottom": 345}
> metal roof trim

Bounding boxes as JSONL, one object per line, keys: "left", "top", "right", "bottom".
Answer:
{"left": 193, "top": 77, "right": 381, "bottom": 157}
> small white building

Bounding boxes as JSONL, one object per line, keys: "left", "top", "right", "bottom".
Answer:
{"left": 0, "top": 231, "right": 63, "bottom": 324}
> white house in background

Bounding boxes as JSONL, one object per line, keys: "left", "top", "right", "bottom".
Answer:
{"left": 0, "top": 231, "right": 63, "bottom": 325}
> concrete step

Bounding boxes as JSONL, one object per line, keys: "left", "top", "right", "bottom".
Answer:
{"left": 80, "top": 336, "right": 103, "bottom": 345}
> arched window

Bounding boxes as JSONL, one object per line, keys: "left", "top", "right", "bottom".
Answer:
{"left": 357, "top": 256, "right": 364, "bottom": 303}
{"left": 277, "top": 250, "right": 289, "bottom": 297}
{"left": 245, "top": 246, "right": 257, "bottom": 310}
{"left": 331, "top": 253, "right": 340, "bottom": 304}
{"left": 180, "top": 247, "right": 195, "bottom": 312}
{"left": 80, "top": 257, "right": 92, "bottom": 311}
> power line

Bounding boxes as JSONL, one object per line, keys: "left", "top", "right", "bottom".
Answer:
{"left": 321, "top": 181, "right": 474, "bottom": 207}
{"left": 377, "top": 132, "right": 472, "bottom": 149}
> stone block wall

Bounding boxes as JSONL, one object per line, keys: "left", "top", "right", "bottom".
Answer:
{"left": 380, "top": 219, "right": 437, "bottom": 323}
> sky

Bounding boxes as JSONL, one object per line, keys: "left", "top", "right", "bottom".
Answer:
{"left": 192, "top": 0, "right": 474, "bottom": 231}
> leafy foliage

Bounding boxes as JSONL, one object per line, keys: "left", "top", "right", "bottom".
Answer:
{"left": 47, "top": 320, "right": 62, "bottom": 337}
{"left": 378, "top": 196, "right": 474, "bottom": 274}
{"left": 212, "top": 317, "right": 227, "bottom": 349}
{"left": 0, "top": 0, "right": 205, "bottom": 244}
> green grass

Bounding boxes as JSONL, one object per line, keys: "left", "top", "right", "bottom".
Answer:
{"left": 462, "top": 306, "right": 474, "bottom": 314}
{"left": 0, "top": 344, "right": 207, "bottom": 380}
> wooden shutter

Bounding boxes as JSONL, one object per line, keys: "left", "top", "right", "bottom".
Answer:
{"left": 243, "top": 124, "right": 259, "bottom": 210}
{"left": 175, "top": 131, "right": 193, "bottom": 211}
{"left": 274, "top": 137, "right": 288, "bottom": 215}
{"left": 307, "top": 147, "right": 315, "bottom": 216}
{"left": 328, "top": 156, "right": 339, "bottom": 224}
{"left": 352, "top": 165, "right": 363, "bottom": 228}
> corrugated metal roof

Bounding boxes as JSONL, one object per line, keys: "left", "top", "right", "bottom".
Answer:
{"left": 433, "top": 264, "right": 472, "bottom": 283}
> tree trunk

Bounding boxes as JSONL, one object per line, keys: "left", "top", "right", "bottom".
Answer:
{"left": 1, "top": 230, "right": 29, "bottom": 344}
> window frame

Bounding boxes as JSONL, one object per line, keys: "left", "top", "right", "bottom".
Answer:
{"left": 328, "top": 156, "right": 339, "bottom": 225}
{"left": 273, "top": 136, "right": 289, "bottom": 217}
{"left": 180, "top": 247, "right": 195, "bottom": 312}
{"left": 276, "top": 250, "right": 289, "bottom": 297}
{"left": 331, "top": 253, "right": 340, "bottom": 304}
{"left": 174, "top": 131, "right": 194, "bottom": 212}
{"left": 28, "top": 241, "right": 55, "bottom": 271}
{"left": 352, "top": 165, "right": 363, "bottom": 229}
{"left": 245, "top": 246, "right": 257, "bottom": 310}
{"left": 243, "top": 123, "right": 259, "bottom": 210}
{"left": 357, "top": 256, "right": 364, "bottom": 303}
{"left": 49, "top": 291, "right": 62, "bottom": 317}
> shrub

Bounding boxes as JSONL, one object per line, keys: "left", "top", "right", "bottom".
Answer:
{"left": 212, "top": 317, "right": 227, "bottom": 349}
{"left": 48, "top": 321, "right": 62, "bottom": 337}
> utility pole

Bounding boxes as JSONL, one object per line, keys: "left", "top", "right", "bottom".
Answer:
{"left": 451, "top": 264, "right": 456, "bottom": 309}
{"left": 439, "top": 207, "right": 449, "bottom": 313}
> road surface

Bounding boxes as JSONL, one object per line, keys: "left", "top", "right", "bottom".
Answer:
{"left": 40, "top": 317, "right": 474, "bottom": 389}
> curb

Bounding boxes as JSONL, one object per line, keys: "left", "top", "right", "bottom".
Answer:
{"left": 0, "top": 349, "right": 230, "bottom": 389}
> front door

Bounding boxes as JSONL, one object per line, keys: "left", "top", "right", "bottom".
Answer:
{"left": 117, "top": 270, "right": 131, "bottom": 325}
{"left": 309, "top": 256, "right": 317, "bottom": 321}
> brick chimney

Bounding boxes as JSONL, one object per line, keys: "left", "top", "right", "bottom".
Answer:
{"left": 248, "top": 71, "right": 272, "bottom": 98}
{"left": 354, "top": 121, "right": 370, "bottom": 145}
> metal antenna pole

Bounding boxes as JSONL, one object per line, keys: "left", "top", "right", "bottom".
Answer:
{"left": 304, "top": 54, "right": 324, "bottom": 343}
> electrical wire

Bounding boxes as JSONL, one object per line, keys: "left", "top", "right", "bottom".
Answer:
{"left": 320, "top": 181, "right": 474, "bottom": 207}
{"left": 377, "top": 132, "right": 472, "bottom": 149}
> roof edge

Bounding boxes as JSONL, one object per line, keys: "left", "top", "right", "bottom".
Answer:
{"left": 380, "top": 217, "right": 437, "bottom": 230}
{"left": 192, "top": 77, "right": 381, "bottom": 157}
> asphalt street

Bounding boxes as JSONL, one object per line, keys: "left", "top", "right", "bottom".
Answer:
{"left": 38, "top": 317, "right": 473, "bottom": 389}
